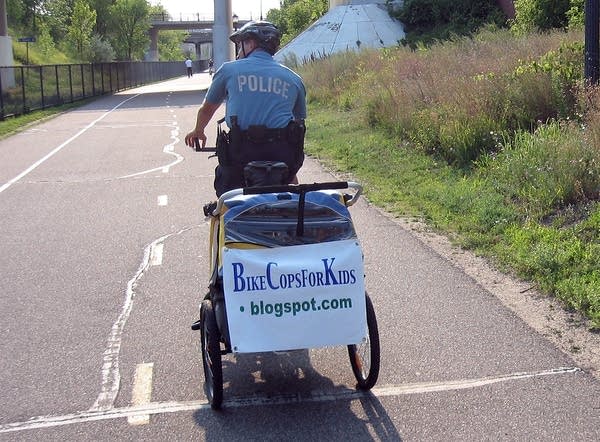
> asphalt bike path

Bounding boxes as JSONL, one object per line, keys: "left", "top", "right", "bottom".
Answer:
{"left": 0, "top": 72, "right": 599, "bottom": 440}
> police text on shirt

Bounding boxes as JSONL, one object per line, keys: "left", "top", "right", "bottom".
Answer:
{"left": 237, "top": 75, "right": 290, "bottom": 99}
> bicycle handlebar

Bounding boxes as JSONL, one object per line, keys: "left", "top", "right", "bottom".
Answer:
{"left": 243, "top": 181, "right": 349, "bottom": 195}
{"left": 213, "top": 181, "right": 362, "bottom": 216}
{"left": 194, "top": 139, "right": 216, "bottom": 152}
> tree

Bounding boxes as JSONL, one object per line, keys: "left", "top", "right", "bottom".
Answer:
{"left": 21, "top": 0, "right": 42, "bottom": 32}
{"left": 36, "top": 20, "right": 57, "bottom": 56}
{"left": 67, "top": 0, "right": 96, "bottom": 58}
{"left": 566, "top": 0, "right": 584, "bottom": 29}
{"left": 267, "top": 0, "right": 328, "bottom": 45}
{"left": 89, "top": 0, "right": 115, "bottom": 37}
{"left": 108, "top": 0, "right": 150, "bottom": 60}
{"left": 511, "top": 0, "right": 572, "bottom": 34}
{"left": 157, "top": 29, "right": 189, "bottom": 61}
{"left": 42, "top": 0, "right": 74, "bottom": 43}
{"left": 397, "top": 0, "right": 504, "bottom": 33}
{"left": 394, "top": 0, "right": 505, "bottom": 47}
{"left": 148, "top": 3, "right": 188, "bottom": 61}
{"left": 6, "top": 0, "right": 26, "bottom": 27}
{"left": 88, "top": 34, "right": 116, "bottom": 61}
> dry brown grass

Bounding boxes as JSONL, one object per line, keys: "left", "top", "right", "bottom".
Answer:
{"left": 300, "top": 28, "right": 584, "bottom": 166}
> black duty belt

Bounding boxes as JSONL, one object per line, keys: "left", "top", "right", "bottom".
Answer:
{"left": 240, "top": 125, "right": 288, "bottom": 144}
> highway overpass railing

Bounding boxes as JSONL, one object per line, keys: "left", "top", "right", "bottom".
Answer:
{"left": 0, "top": 60, "right": 201, "bottom": 120}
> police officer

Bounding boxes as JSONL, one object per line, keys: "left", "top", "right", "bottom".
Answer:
{"left": 184, "top": 21, "right": 307, "bottom": 196}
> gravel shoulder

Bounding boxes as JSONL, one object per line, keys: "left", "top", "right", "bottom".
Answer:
{"left": 386, "top": 211, "right": 600, "bottom": 381}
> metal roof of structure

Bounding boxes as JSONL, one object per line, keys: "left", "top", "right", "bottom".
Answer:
{"left": 274, "top": 1, "right": 405, "bottom": 65}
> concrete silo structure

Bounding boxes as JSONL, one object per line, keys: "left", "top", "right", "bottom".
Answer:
{"left": 274, "top": 0, "right": 405, "bottom": 65}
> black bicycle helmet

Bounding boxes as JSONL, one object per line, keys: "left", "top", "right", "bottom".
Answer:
{"left": 230, "top": 21, "right": 282, "bottom": 55}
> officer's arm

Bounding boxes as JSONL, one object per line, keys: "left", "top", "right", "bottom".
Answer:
{"left": 184, "top": 100, "right": 220, "bottom": 148}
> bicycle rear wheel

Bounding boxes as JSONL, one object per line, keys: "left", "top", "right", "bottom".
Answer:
{"left": 348, "top": 293, "right": 380, "bottom": 389}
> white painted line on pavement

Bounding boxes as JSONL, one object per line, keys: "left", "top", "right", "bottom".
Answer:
{"left": 1, "top": 367, "right": 581, "bottom": 434}
{"left": 128, "top": 363, "right": 154, "bottom": 426}
{"left": 118, "top": 122, "right": 183, "bottom": 178}
{"left": 118, "top": 150, "right": 182, "bottom": 178}
{"left": 150, "top": 243, "right": 163, "bottom": 266}
{"left": 90, "top": 226, "right": 196, "bottom": 412}
{"left": 0, "top": 94, "right": 141, "bottom": 195}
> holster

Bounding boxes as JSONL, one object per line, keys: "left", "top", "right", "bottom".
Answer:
{"left": 287, "top": 120, "right": 306, "bottom": 164}
{"left": 215, "top": 118, "right": 230, "bottom": 166}
{"left": 217, "top": 116, "right": 244, "bottom": 166}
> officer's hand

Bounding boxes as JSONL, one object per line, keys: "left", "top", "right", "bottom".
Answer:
{"left": 184, "top": 130, "right": 206, "bottom": 149}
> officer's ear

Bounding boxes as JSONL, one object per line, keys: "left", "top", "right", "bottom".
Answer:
{"left": 245, "top": 39, "right": 259, "bottom": 52}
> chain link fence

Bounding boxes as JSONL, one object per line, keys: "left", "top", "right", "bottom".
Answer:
{"left": 0, "top": 60, "right": 201, "bottom": 120}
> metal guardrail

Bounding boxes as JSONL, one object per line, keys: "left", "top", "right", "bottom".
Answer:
{"left": 150, "top": 12, "right": 214, "bottom": 22}
{"left": 0, "top": 60, "right": 201, "bottom": 120}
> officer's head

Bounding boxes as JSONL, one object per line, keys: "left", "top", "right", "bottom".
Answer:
{"left": 230, "top": 21, "right": 281, "bottom": 58}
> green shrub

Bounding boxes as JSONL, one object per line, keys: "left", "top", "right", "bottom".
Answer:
{"left": 566, "top": 0, "right": 584, "bottom": 29}
{"left": 437, "top": 111, "right": 501, "bottom": 167}
{"left": 479, "top": 121, "right": 600, "bottom": 220}
{"left": 512, "top": 41, "right": 584, "bottom": 117}
{"left": 511, "top": 0, "right": 571, "bottom": 34}
{"left": 396, "top": 0, "right": 506, "bottom": 47}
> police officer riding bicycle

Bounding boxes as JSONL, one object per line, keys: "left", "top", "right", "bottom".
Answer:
{"left": 184, "top": 21, "right": 307, "bottom": 197}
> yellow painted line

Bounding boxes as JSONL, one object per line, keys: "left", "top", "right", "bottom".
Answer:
{"left": 127, "top": 363, "right": 154, "bottom": 426}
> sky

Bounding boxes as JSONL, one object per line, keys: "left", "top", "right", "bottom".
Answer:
{"left": 151, "top": 0, "right": 283, "bottom": 21}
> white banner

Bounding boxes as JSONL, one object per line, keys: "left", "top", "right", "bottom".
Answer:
{"left": 222, "top": 240, "right": 366, "bottom": 353}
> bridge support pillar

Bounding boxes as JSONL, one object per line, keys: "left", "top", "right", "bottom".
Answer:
{"left": 0, "top": 35, "right": 14, "bottom": 89}
{"left": 213, "top": 0, "right": 234, "bottom": 70}
{"left": 147, "top": 27, "right": 159, "bottom": 61}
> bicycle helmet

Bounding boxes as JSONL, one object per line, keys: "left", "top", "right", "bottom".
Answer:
{"left": 230, "top": 21, "right": 281, "bottom": 55}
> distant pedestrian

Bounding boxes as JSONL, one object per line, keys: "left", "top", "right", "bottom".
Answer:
{"left": 185, "top": 57, "right": 193, "bottom": 77}
{"left": 208, "top": 58, "right": 214, "bottom": 76}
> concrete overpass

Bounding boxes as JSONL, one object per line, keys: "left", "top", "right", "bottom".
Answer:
{"left": 0, "top": 0, "right": 244, "bottom": 73}
{"left": 147, "top": 13, "right": 249, "bottom": 63}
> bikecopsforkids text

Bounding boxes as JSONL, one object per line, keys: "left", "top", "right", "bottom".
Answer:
{"left": 230, "top": 257, "right": 357, "bottom": 293}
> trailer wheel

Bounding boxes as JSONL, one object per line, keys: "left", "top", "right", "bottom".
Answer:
{"left": 200, "top": 299, "right": 223, "bottom": 409}
{"left": 348, "top": 293, "right": 380, "bottom": 389}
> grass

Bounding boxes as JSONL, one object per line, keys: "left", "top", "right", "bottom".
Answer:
{"left": 305, "top": 104, "right": 600, "bottom": 330}
{"left": 0, "top": 100, "right": 94, "bottom": 139}
{"left": 12, "top": 30, "right": 74, "bottom": 66}
{"left": 300, "top": 27, "right": 600, "bottom": 331}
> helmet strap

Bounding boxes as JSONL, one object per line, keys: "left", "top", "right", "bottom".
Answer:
{"left": 238, "top": 40, "right": 259, "bottom": 59}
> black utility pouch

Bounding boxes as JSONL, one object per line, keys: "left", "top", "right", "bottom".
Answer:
{"left": 216, "top": 118, "right": 230, "bottom": 166}
{"left": 287, "top": 120, "right": 306, "bottom": 146}
{"left": 287, "top": 120, "right": 306, "bottom": 162}
{"left": 243, "top": 161, "right": 289, "bottom": 186}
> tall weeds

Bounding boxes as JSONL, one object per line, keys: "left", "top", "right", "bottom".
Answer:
{"left": 301, "top": 28, "right": 585, "bottom": 167}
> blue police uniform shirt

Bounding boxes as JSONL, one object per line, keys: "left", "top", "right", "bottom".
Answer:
{"left": 205, "top": 50, "right": 307, "bottom": 130}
